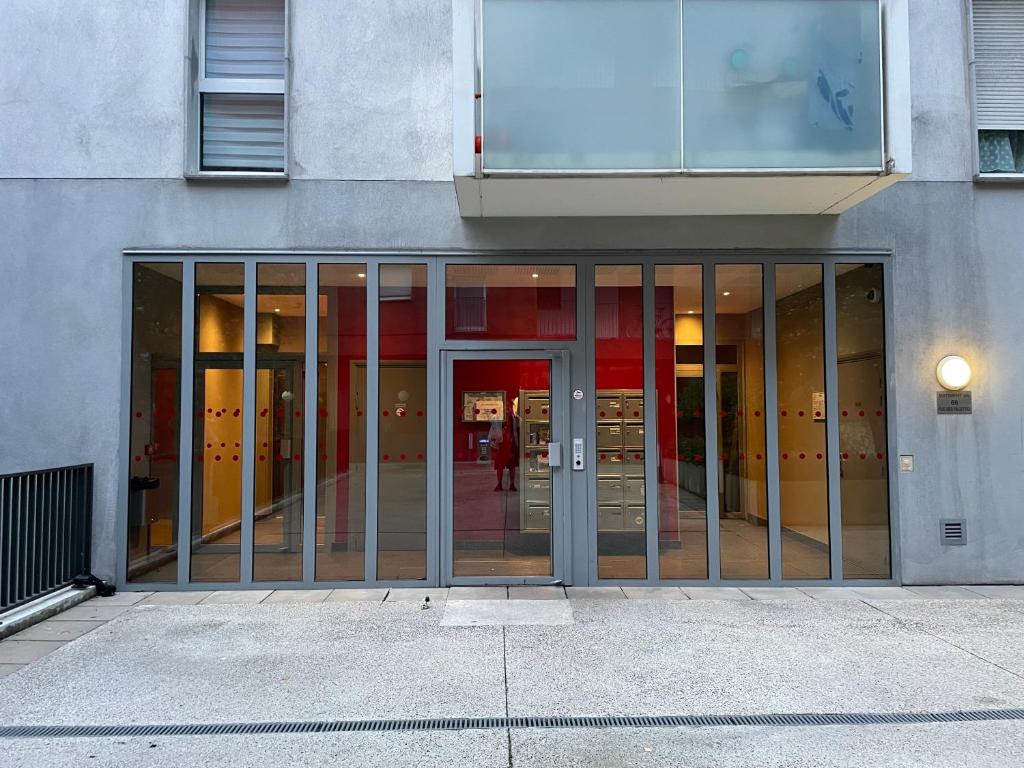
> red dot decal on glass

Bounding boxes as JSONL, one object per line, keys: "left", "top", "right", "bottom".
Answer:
{"left": 207, "top": 408, "right": 213, "bottom": 414}
{"left": 782, "top": 453, "right": 789, "bottom": 460}
{"left": 754, "top": 410, "right": 761, "bottom": 417}
{"left": 737, "top": 410, "right": 744, "bottom": 417}
{"left": 220, "top": 442, "right": 226, "bottom": 448}
{"left": 876, "top": 410, "right": 883, "bottom": 417}
{"left": 417, "top": 410, "right": 423, "bottom": 417}
{"left": 526, "top": 408, "right": 531, "bottom": 415}
{"left": 693, "top": 410, "right": 702, "bottom": 418}
{"left": 876, "top": 452, "right": 884, "bottom": 460}
{"left": 842, "top": 410, "right": 848, "bottom": 417}
{"left": 197, "top": 454, "right": 204, "bottom": 462}
{"left": 232, "top": 455, "right": 239, "bottom": 462}
{"left": 474, "top": 408, "right": 480, "bottom": 415}
{"left": 260, "top": 408, "right": 268, "bottom": 417}
{"left": 542, "top": 408, "right": 548, "bottom": 415}
{"left": 616, "top": 411, "right": 622, "bottom": 417}
{"left": 134, "top": 455, "right": 141, "bottom": 462}
{"left": 842, "top": 452, "right": 849, "bottom": 460}
{"left": 633, "top": 411, "right": 640, "bottom": 417}
{"left": 739, "top": 452, "right": 746, "bottom": 460}
{"left": 491, "top": 409, "right": 497, "bottom": 414}
{"left": 600, "top": 453, "right": 607, "bottom": 461}
{"left": 859, "top": 410, "right": 865, "bottom": 417}
{"left": 417, "top": 453, "right": 424, "bottom": 460}
{"left": 214, "top": 455, "right": 221, "bottom": 462}
{"left": 206, "top": 442, "right": 212, "bottom": 449}
{"left": 234, "top": 442, "right": 240, "bottom": 448}
{"left": 634, "top": 453, "right": 642, "bottom": 460}
{"left": 399, "top": 453, "right": 406, "bottom": 460}
{"left": 781, "top": 410, "right": 788, "bottom": 417}
{"left": 798, "top": 411, "right": 805, "bottom": 418}
{"left": 720, "top": 453, "right": 727, "bottom": 461}
{"left": 293, "top": 454, "right": 301, "bottom": 461}
{"left": 382, "top": 454, "right": 389, "bottom": 461}
{"left": 815, "top": 411, "right": 822, "bottom": 418}
{"left": 599, "top": 411, "right": 606, "bottom": 417}
{"left": 319, "top": 408, "right": 328, "bottom": 418}
{"left": 357, "top": 410, "right": 363, "bottom": 417}
{"left": 542, "top": 452, "right": 548, "bottom": 459}
{"left": 259, "top": 455, "right": 266, "bottom": 462}
{"left": 321, "top": 454, "right": 328, "bottom": 461}
{"left": 135, "top": 411, "right": 142, "bottom": 419}
{"left": 233, "top": 409, "right": 240, "bottom": 417}
{"left": 294, "top": 410, "right": 301, "bottom": 418}
{"left": 859, "top": 452, "right": 867, "bottom": 460}
{"left": 694, "top": 454, "right": 703, "bottom": 462}
{"left": 816, "top": 453, "right": 823, "bottom": 460}
{"left": 382, "top": 410, "right": 390, "bottom": 417}
{"left": 799, "top": 453, "right": 806, "bottom": 460}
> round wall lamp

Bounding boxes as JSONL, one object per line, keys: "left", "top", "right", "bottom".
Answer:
{"left": 936, "top": 355, "right": 972, "bottom": 391}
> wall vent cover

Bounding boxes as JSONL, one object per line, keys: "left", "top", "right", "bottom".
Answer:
{"left": 940, "top": 518, "right": 967, "bottom": 546}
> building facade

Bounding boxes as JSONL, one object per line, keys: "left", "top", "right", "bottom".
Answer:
{"left": 1, "top": 0, "right": 1022, "bottom": 590}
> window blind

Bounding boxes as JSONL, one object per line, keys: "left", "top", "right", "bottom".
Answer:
{"left": 973, "top": 0, "right": 1024, "bottom": 130}
{"left": 205, "top": 0, "right": 286, "bottom": 80}
{"left": 202, "top": 93, "right": 285, "bottom": 171}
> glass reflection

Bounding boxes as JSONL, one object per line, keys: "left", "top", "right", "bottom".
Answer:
{"left": 316, "top": 265, "right": 368, "bottom": 581}
{"left": 191, "top": 263, "right": 245, "bottom": 582}
{"left": 715, "top": 265, "right": 769, "bottom": 579}
{"left": 655, "top": 266, "right": 708, "bottom": 579}
{"left": 836, "top": 264, "right": 891, "bottom": 578}
{"left": 127, "top": 263, "right": 183, "bottom": 583}
{"left": 252, "top": 264, "right": 305, "bottom": 582}
{"left": 776, "top": 264, "right": 830, "bottom": 579}
{"left": 377, "top": 265, "right": 428, "bottom": 580}
{"left": 595, "top": 266, "right": 646, "bottom": 579}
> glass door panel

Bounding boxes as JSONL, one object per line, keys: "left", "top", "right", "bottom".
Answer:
{"left": 451, "top": 358, "right": 555, "bottom": 580}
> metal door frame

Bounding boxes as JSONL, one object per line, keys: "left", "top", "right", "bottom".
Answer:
{"left": 440, "top": 349, "right": 571, "bottom": 586}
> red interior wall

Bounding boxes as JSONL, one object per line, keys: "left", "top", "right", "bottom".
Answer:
{"left": 445, "top": 286, "right": 575, "bottom": 340}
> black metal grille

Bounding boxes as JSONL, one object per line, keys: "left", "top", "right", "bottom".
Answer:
{"left": 0, "top": 464, "right": 93, "bottom": 613}
{"left": 1, "top": 709, "right": 1022, "bottom": 740}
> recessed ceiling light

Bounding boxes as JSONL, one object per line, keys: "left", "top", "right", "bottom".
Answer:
{"left": 531, "top": 273, "right": 540, "bottom": 279}
{"left": 687, "top": 310, "right": 695, "bottom": 315}
{"left": 722, "top": 291, "right": 731, "bottom": 296}
{"left": 357, "top": 273, "right": 366, "bottom": 278}
{"left": 274, "top": 308, "right": 281, "bottom": 313}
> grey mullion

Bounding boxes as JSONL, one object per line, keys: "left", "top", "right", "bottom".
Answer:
{"left": 439, "top": 352, "right": 452, "bottom": 584}
{"left": 425, "top": 258, "right": 442, "bottom": 586}
{"left": 642, "top": 263, "right": 659, "bottom": 582}
{"left": 823, "top": 261, "right": 844, "bottom": 581}
{"left": 364, "top": 266, "right": 380, "bottom": 583}
{"left": 763, "top": 265, "right": 782, "bottom": 581}
{"left": 177, "top": 262, "right": 196, "bottom": 586}
{"left": 703, "top": 265, "right": 721, "bottom": 582}
{"left": 240, "top": 262, "right": 257, "bottom": 585}
{"left": 301, "top": 260, "right": 317, "bottom": 583}
{"left": 882, "top": 261, "right": 899, "bottom": 581}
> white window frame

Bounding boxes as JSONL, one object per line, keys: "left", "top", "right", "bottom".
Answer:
{"left": 184, "top": 0, "right": 291, "bottom": 180}
{"left": 968, "top": 0, "right": 1024, "bottom": 182}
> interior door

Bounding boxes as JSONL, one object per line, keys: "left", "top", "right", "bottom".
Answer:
{"left": 444, "top": 352, "right": 567, "bottom": 585}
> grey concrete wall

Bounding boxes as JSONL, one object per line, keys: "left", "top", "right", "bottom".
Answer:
{"left": 1, "top": 0, "right": 1021, "bottom": 583}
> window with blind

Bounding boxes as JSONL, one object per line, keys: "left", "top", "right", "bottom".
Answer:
{"left": 973, "top": 0, "right": 1024, "bottom": 174}
{"left": 188, "top": 0, "right": 287, "bottom": 176}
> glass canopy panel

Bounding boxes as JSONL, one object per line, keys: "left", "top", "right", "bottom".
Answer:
{"left": 482, "top": 0, "right": 682, "bottom": 171}
{"left": 683, "top": 0, "right": 883, "bottom": 170}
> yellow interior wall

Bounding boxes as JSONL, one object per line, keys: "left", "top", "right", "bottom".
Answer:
{"left": 201, "top": 367, "right": 243, "bottom": 534}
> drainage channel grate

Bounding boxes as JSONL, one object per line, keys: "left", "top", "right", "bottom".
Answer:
{"left": 2, "top": 710, "right": 1023, "bottom": 740}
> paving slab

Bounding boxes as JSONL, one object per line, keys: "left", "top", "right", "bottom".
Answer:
{"left": 0, "top": 664, "right": 24, "bottom": 677}
{"left": 740, "top": 588, "right": 811, "bottom": 600}
{"left": 905, "top": 586, "right": 989, "bottom": 600}
{"left": 201, "top": 590, "right": 273, "bottom": 605}
{"left": 262, "top": 590, "right": 330, "bottom": 604}
{"left": 385, "top": 588, "right": 449, "bottom": 603}
{"left": 681, "top": 588, "right": 750, "bottom": 601}
{"left": 92, "top": 592, "right": 153, "bottom": 606}
{"left": 325, "top": 589, "right": 390, "bottom": 602}
{"left": 511, "top": 721, "right": 1024, "bottom": 768}
{"left": 622, "top": 587, "right": 686, "bottom": 600}
{"left": 0, "top": 640, "right": 66, "bottom": 664}
{"left": 57, "top": 604, "right": 132, "bottom": 621}
{"left": 502, "top": 599, "right": 1024, "bottom": 716}
{"left": 448, "top": 586, "right": 507, "bottom": 600}
{"left": 798, "top": 587, "right": 865, "bottom": 600}
{"left": 963, "top": 585, "right": 1024, "bottom": 599}
{"left": 2, "top": 730, "right": 510, "bottom": 768}
{"left": 863, "top": 599, "right": 1024, "bottom": 678}
{"left": 11, "top": 620, "right": 104, "bottom": 642}
{"left": 0, "top": 602, "right": 506, "bottom": 726}
{"left": 140, "top": 592, "right": 214, "bottom": 605}
{"left": 509, "top": 586, "right": 565, "bottom": 600}
{"left": 441, "top": 599, "right": 574, "bottom": 627}
{"left": 565, "top": 587, "right": 625, "bottom": 600}
{"left": 851, "top": 587, "right": 923, "bottom": 600}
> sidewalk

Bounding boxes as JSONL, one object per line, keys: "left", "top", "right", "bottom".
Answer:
{"left": 1, "top": 586, "right": 1023, "bottom": 766}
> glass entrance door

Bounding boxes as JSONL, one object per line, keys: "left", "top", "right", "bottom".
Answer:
{"left": 444, "top": 353, "right": 567, "bottom": 584}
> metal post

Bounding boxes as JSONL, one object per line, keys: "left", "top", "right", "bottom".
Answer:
{"left": 764, "top": 265, "right": 783, "bottom": 581}
{"left": 823, "top": 261, "right": 845, "bottom": 581}
{"left": 703, "top": 265, "right": 721, "bottom": 582}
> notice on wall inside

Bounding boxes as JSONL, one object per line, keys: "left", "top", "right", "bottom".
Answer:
{"left": 937, "top": 391, "right": 972, "bottom": 415}
{"left": 463, "top": 391, "right": 506, "bottom": 422}
{"left": 812, "top": 391, "right": 825, "bottom": 420}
